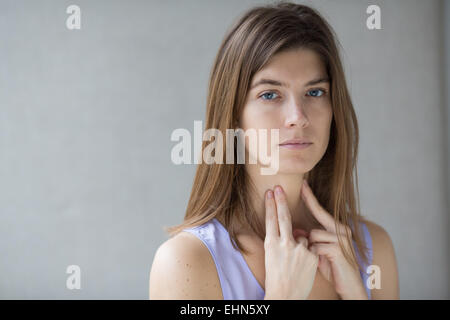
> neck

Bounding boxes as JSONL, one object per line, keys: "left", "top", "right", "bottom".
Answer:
{"left": 240, "top": 163, "right": 316, "bottom": 235}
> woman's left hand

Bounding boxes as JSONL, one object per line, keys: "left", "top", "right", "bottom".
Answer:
{"left": 301, "top": 180, "right": 368, "bottom": 300}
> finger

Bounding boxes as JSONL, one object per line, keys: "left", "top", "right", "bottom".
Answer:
{"left": 274, "top": 185, "right": 294, "bottom": 242}
{"left": 309, "top": 244, "right": 320, "bottom": 259}
{"left": 274, "top": 185, "right": 296, "bottom": 242}
{"left": 265, "top": 189, "right": 279, "bottom": 238}
{"left": 295, "top": 235, "right": 308, "bottom": 248}
{"left": 308, "top": 229, "right": 337, "bottom": 244}
{"left": 309, "top": 243, "right": 338, "bottom": 260}
{"left": 301, "top": 180, "right": 336, "bottom": 232}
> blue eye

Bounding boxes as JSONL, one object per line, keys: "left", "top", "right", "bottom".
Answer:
{"left": 260, "top": 92, "right": 279, "bottom": 100}
{"left": 307, "top": 89, "right": 326, "bottom": 97}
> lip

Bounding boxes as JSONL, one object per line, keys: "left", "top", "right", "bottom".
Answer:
{"left": 279, "top": 143, "right": 312, "bottom": 150}
{"left": 279, "top": 138, "right": 311, "bottom": 145}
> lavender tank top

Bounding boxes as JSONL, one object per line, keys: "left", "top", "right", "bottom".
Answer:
{"left": 182, "top": 217, "right": 373, "bottom": 300}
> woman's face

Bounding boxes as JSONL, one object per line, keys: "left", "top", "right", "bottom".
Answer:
{"left": 239, "top": 48, "right": 333, "bottom": 174}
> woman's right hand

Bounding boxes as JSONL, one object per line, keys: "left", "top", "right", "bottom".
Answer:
{"left": 263, "top": 185, "right": 319, "bottom": 300}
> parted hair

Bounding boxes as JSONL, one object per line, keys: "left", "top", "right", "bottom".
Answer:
{"left": 165, "top": 1, "right": 371, "bottom": 270}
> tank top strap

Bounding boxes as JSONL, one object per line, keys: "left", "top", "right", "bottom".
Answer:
{"left": 350, "top": 220, "right": 373, "bottom": 299}
{"left": 182, "top": 218, "right": 265, "bottom": 299}
{"left": 183, "top": 218, "right": 373, "bottom": 299}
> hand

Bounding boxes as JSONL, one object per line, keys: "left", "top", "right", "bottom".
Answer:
{"left": 263, "top": 185, "right": 319, "bottom": 300}
{"left": 301, "top": 180, "right": 368, "bottom": 300}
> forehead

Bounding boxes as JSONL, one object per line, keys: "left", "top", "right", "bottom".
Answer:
{"left": 251, "top": 48, "right": 327, "bottom": 86}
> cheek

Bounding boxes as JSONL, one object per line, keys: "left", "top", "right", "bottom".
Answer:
{"left": 240, "top": 105, "right": 281, "bottom": 156}
{"left": 240, "top": 104, "right": 279, "bottom": 130}
{"left": 316, "top": 107, "right": 333, "bottom": 147}
{"left": 313, "top": 101, "right": 332, "bottom": 124}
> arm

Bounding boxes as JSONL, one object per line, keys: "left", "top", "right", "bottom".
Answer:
{"left": 365, "top": 220, "right": 400, "bottom": 299}
{"left": 149, "top": 232, "right": 223, "bottom": 300}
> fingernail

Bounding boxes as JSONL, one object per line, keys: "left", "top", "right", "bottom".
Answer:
{"left": 267, "top": 190, "right": 273, "bottom": 199}
{"left": 275, "top": 186, "right": 282, "bottom": 195}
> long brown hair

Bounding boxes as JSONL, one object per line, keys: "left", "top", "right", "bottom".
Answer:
{"left": 165, "top": 1, "right": 371, "bottom": 270}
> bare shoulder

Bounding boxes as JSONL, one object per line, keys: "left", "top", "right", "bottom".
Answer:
{"left": 148, "top": 231, "right": 223, "bottom": 300}
{"left": 362, "top": 219, "right": 386, "bottom": 239}
{"left": 362, "top": 219, "right": 395, "bottom": 251}
{"left": 361, "top": 219, "right": 400, "bottom": 299}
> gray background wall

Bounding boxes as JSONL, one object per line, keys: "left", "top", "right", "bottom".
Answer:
{"left": 0, "top": 0, "right": 448, "bottom": 299}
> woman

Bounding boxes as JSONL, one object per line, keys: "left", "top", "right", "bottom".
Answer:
{"left": 149, "top": 2, "right": 399, "bottom": 300}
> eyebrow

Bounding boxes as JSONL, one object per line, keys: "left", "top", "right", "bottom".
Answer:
{"left": 250, "top": 77, "right": 330, "bottom": 90}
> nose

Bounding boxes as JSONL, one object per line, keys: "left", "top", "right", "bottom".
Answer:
{"left": 284, "top": 97, "right": 309, "bottom": 128}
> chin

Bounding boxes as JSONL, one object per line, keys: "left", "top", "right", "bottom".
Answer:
{"left": 275, "top": 163, "right": 311, "bottom": 175}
